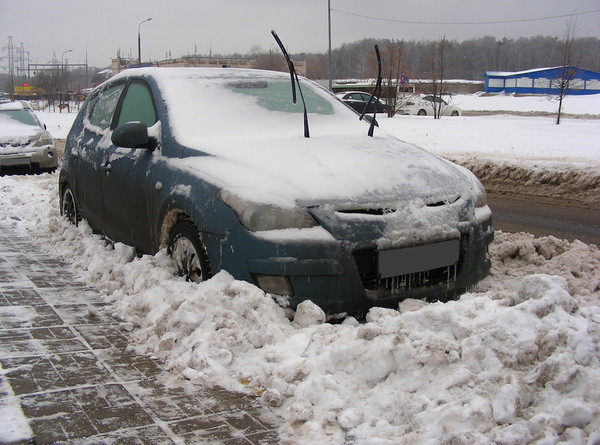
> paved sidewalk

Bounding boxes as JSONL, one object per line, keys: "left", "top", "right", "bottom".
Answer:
{"left": 0, "top": 227, "right": 279, "bottom": 444}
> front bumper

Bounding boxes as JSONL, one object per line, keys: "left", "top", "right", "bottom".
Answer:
{"left": 212, "top": 202, "right": 494, "bottom": 316}
{"left": 0, "top": 145, "right": 58, "bottom": 171}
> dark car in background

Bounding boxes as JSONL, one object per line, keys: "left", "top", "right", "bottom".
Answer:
{"left": 59, "top": 67, "right": 493, "bottom": 316}
{"left": 337, "top": 91, "right": 388, "bottom": 114}
{"left": 0, "top": 100, "right": 58, "bottom": 173}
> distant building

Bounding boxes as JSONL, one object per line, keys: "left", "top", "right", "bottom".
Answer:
{"left": 484, "top": 66, "right": 600, "bottom": 95}
{"left": 109, "top": 56, "right": 307, "bottom": 77}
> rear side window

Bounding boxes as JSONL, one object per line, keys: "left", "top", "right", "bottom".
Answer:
{"left": 88, "top": 83, "right": 125, "bottom": 130}
{"left": 117, "top": 82, "right": 157, "bottom": 127}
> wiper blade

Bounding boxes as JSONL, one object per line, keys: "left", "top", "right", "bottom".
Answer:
{"left": 271, "top": 30, "right": 310, "bottom": 138}
{"left": 359, "top": 44, "right": 382, "bottom": 137}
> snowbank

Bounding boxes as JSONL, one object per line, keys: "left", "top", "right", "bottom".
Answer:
{"left": 453, "top": 92, "right": 600, "bottom": 117}
{"left": 1, "top": 171, "right": 599, "bottom": 444}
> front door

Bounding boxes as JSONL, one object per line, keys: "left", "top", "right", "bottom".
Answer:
{"left": 100, "top": 80, "right": 158, "bottom": 248}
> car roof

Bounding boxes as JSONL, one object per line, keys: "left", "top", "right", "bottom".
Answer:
{"left": 108, "top": 67, "right": 290, "bottom": 84}
{"left": 0, "top": 100, "right": 30, "bottom": 111}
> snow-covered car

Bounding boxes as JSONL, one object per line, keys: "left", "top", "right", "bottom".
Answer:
{"left": 337, "top": 91, "right": 387, "bottom": 114}
{"left": 397, "top": 95, "right": 461, "bottom": 116}
{"left": 59, "top": 68, "right": 492, "bottom": 315}
{"left": 0, "top": 100, "right": 58, "bottom": 172}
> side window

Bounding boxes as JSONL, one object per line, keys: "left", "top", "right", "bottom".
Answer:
{"left": 88, "top": 83, "right": 125, "bottom": 130}
{"left": 117, "top": 82, "right": 157, "bottom": 127}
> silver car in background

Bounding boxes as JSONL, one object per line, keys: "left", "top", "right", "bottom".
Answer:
{"left": 0, "top": 100, "right": 58, "bottom": 173}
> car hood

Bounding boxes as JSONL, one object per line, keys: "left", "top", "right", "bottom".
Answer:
{"left": 176, "top": 134, "right": 473, "bottom": 209}
{"left": 0, "top": 119, "right": 44, "bottom": 147}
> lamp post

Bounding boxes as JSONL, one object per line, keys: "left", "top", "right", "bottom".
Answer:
{"left": 61, "top": 49, "right": 72, "bottom": 110}
{"left": 328, "top": 0, "right": 332, "bottom": 91}
{"left": 138, "top": 18, "right": 152, "bottom": 67}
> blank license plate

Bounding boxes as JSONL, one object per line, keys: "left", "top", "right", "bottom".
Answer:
{"left": 378, "top": 239, "right": 460, "bottom": 279}
{"left": 1, "top": 158, "right": 31, "bottom": 167}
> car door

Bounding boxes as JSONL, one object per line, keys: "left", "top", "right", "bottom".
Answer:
{"left": 76, "top": 81, "right": 126, "bottom": 231}
{"left": 100, "top": 80, "right": 158, "bottom": 248}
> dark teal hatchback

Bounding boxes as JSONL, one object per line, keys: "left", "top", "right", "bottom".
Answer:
{"left": 59, "top": 67, "right": 493, "bottom": 316}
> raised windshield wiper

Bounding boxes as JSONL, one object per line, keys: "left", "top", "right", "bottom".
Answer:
{"left": 271, "top": 30, "right": 310, "bottom": 138}
{"left": 359, "top": 44, "right": 382, "bottom": 137}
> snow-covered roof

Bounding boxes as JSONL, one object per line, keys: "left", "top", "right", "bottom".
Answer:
{"left": 0, "top": 100, "right": 27, "bottom": 111}
{"left": 486, "top": 66, "right": 568, "bottom": 77}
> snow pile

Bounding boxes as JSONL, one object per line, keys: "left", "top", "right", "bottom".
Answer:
{"left": 378, "top": 114, "right": 600, "bottom": 204}
{"left": 2, "top": 174, "right": 600, "bottom": 444}
{"left": 452, "top": 92, "right": 600, "bottom": 117}
{"left": 0, "top": 364, "right": 32, "bottom": 443}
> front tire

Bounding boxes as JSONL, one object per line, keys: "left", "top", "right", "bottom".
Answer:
{"left": 61, "top": 185, "right": 80, "bottom": 225}
{"left": 167, "top": 219, "right": 212, "bottom": 283}
{"left": 417, "top": 109, "right": 427, "bottom": 116}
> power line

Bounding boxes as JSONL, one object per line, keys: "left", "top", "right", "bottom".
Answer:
{"left": 331, "top": 8, "right": 600, "bottom": 26}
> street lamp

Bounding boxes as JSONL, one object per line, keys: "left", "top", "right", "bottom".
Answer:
{"left": 61, "top": 49, "right": 72, "bottom": 69}
{"left": 138, "top": 18, "right": 152, "bottom": 67}
{"left": 328, "top": 0, "right": 332, "bottom": 91}
{"left": 61, "top": 49, "right": 72, "bottom": 110}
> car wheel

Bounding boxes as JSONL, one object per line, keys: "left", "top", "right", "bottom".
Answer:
{"left": 168, "top": 219, "right": 212, "bottom": 283}
{"left": 61, "top": 185, "right": 80, "bottom": 226}
{"left": 417, "top": 109, "right": 427, "bottom": 116}
{"left": 451, "top": 110, "right": 459, "bottom": 117}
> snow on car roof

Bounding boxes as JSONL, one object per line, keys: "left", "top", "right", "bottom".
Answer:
{"left": 0, "top": 100, "right": 28, "bottom": 111}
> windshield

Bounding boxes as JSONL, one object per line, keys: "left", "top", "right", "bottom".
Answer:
{"left": 0, "top": 109, "right": 39, "bottom": 127}
{"left": 226, "top": 80, "right": 334, "bottom": 115}
{"left": 152, "top": 69, "right": 364, "bottom": 148}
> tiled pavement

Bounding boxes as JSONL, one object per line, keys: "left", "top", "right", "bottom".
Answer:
{"left": 0, "top": 227, "right": 279, "bottom": 444}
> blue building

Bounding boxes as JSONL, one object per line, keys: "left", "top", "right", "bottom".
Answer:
{"left": 484, "top": 66, "right": 600, "bottom": 95}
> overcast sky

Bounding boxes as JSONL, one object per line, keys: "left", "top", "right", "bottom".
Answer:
{"left": 2, "top": 0, "right": 600, "bottom": 70}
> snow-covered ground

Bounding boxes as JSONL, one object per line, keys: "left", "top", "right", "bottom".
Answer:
{"left": 2, "top": 93, "right": 599, "bottom": 444}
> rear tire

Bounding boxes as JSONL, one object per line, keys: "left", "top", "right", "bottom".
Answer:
{"left": 167, "top": 219, "right": 212, "bottom": 283}
{"left": 417, "top": 109, "right": 427, "bottom": 116}
{"left": 61, "top": 185, "right": 80, "bottom": 226}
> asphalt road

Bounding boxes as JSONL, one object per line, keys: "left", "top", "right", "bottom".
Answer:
{"left": 487, "top": 192, "right": 600, "bottom": 246}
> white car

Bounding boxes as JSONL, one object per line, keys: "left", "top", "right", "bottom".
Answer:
{"left": 0, "top": 100, "right": 58, "bottom": 172}
{"left": 397, "top": 95, "right": 461, "bottom": 117}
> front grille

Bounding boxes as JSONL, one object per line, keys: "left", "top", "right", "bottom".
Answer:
{"left": 353, "top": 247, "right": 460, "bottom": 298}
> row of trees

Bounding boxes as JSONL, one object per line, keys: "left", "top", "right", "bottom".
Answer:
{"left": 281, "top": 34, "right": 599, "bottom": 82}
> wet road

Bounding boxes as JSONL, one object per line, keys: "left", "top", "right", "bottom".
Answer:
{"left": 488, "top": 193, "right": 600, "bottom": 246}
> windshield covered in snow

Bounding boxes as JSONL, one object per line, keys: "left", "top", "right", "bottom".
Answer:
{"left": 225, "top": 80, "right": 334, "bottom": 115}
{"left": 144, "top": 68, "right": 365, "bottom": 148}
{"left": 0, "top": 109, "right": 39, "bottom": 127}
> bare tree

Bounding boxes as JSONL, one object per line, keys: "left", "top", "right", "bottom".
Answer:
{"left": 33, "top": 69, "right": 61, "bottom": 109}
{"left": 428, "top": 37, "right": 447, "bottom": 119}
{"left": 305, "top": 54, "right": 323, "bottom": 80}
{"left": 249, "top": 46, "right": 287, "bottom": 72}
{"left": 553, "top": 17, "right": 580, "bottom": 125}
{"left": 380, "top": 40, "right": 404, "bottom": 117}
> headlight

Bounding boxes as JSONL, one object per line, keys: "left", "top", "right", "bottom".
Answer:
{"left": 454, "top": 164, "right": 487, "bottom": 208}
{"left": 33, "top": 131, "right": 54, "bottom": 147}
{"left": 470, "top": 174, "right": 487, "bottom": 208}
{"left": 222, "top": 192, "right": 318, "bottom": 231}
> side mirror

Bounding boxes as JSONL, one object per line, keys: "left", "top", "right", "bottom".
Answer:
{"left": 111, "top": 121, "right": 154, "bottom": 149}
